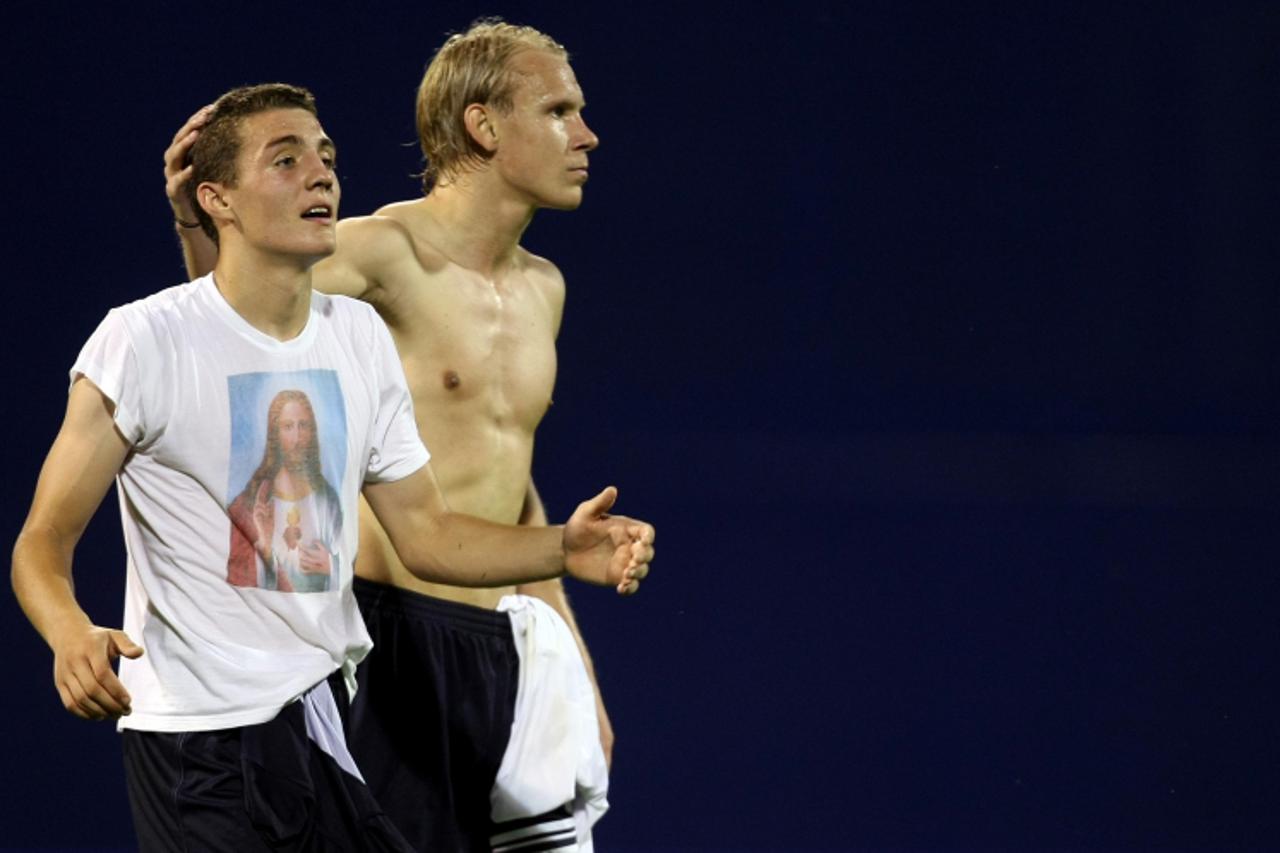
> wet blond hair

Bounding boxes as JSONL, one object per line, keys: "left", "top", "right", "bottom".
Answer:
{"left": 415, "top": 19, "right": 566, "bottom": 191}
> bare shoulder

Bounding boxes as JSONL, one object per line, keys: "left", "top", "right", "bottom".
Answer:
{"left": 372, "top": 200, "right": 450, "bottom": 270}
{"left": 516, "top": 246, "right": 567, "bottom": 302}
{"left": 308, "top": 214, "right": 413, "bottom": 300}
{"left": 514, "top": 246, "right": 566, "bottom": 335}
{"left": 319, "top": 206, "right": 447, "bottom": 301}
{"left": 334, "top": 213, "right": 415, "bottom": 264}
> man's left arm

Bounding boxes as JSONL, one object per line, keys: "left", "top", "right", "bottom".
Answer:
{"left": 516, "top": 480, "right": 616, "bottom": 769}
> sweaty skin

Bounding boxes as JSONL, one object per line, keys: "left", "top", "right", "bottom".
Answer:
{"left": 165, "top": 49, "right": 617, "bottom": 755}
{"left": 338, "top": 202, "right": 563, "bottom": 609}
{"left": 17, "top": 97, "right": 651, "bottom": 732}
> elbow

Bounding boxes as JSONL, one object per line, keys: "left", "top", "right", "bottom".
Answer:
{"left": 11, "top": 523, "right": 58, "bottom": 604}
{"left": 391, "top": 511, "right": 471, "bottom": 587}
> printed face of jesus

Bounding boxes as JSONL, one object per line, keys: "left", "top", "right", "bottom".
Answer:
{"left": 276, "top": 400, "right": 315, "bottom": 469}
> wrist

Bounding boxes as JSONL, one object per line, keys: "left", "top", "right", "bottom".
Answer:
{"left": 555, "top": 524, "right": 570, "bottom": 578}
{"left": 45, "top": 611, "right": 94, "bottom": 652}
{"left": 174, "top": 216, "right": 201, "bottom": 230}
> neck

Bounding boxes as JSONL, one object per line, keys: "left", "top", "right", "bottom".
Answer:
{"left": 420, "top": 175, "right": 537, "bottom": 276}
{"left": 213, "top": 243, "right": 315, "bottom": 341}
{"left": 272, "top": 469, "right": 314, "bottom": 501}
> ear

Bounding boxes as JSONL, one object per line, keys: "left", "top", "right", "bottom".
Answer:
{"left": 196, "top": 181, "right": 234, "bottom": 228}
{"left": 463, "top": 103, "right": 500, "bottom": 153}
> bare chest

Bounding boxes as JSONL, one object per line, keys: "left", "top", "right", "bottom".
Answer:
{"left": 382, "top": 275, "right": 558, "bottom": 434}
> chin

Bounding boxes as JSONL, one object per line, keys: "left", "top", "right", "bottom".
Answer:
{"left": 545, "top": 193, "right": 585, "bottom": 211}
{"left": 309, "top": 236, "right": 338, "bottom": 257}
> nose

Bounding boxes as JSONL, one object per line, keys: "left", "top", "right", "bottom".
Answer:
{"left": 573, "top": 116, "right": 599, "bottom": 152}
{"left": 304, "top": 151, "right": 337, "bottom": 192}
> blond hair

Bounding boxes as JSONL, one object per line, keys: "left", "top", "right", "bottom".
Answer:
{"left": 415, "top": 19, "right": 566, "bottom": 191}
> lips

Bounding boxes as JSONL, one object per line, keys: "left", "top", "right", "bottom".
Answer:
{"left": 301, "top": 204, "right": 333, "bottom": 220}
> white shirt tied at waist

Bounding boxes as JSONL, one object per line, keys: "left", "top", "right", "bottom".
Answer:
{"left": 493, "top": 594, "right": 609, "bottom": 849}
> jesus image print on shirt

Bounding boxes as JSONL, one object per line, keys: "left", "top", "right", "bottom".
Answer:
{"left": 225, "top": 370, "right": 348, "bottom": 592}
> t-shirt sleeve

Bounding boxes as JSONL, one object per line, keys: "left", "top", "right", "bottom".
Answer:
{"left": 363, "top": 314, "right": 430, "bottom": 484}
{"left": 69, "top": 308, "right": 147, "bottom": 446}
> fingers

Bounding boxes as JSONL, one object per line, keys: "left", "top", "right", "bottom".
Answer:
{"left": 62, "top": 674, "right": 111, "bottom": 720}
{"left": 165, "top": 105, "right": 212, "bottom": 210}
{"left": 52, "top": 627, "right": 142, "bottom": 721}
{"left": 61, "top": 658, "right": 131, "bottom": 720}
{"left": 55, "top": 682, "right": 91, "bottom": 720}
{"left": 627, "top": 534, "right": 655, "bottom": 567}
{"left": 625, "top": 561, "right": 651, "bottom": 581}
{"left": 628, "top": 522, "right": 655, "bottom": 547}
{"left": 614, "top": 540, "right": 653, "bottom": 596}
{"left": 170, "top": 104, "right": 212, "bottom": 148}
{"left": 615, "top": 563, "right": 649, "bottom": 595}
{"left": 299, "top": 544, "right": 332, "bottom": 575}
{"left": 166, "top": 163, "right": 194, "bottom": 198}
{"left": 110, "top": 630, "right": 145, "bottom": 660}
{"left": 164, "top": 105, "right": 211, "bottom": 167}
{"left": 578, "top": 485, "right": 617, "bottom": 518}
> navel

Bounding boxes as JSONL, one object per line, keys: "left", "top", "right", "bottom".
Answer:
{"left": 443, "top": 369, "right": 461, "bottom": 390}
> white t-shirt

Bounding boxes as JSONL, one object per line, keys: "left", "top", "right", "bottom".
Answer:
{"left": 70, "top": 274, "right": 429, "bottom": 732}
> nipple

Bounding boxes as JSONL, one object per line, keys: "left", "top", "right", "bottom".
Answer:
{"left": 443, "top": 370, "right": 461, "bottom": 390}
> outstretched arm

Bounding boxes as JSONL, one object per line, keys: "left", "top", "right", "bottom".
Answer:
{"left": 11, "top": 379, "right": 143, "bottom": 720}
{"left": 516, "top": 479, "right": 618, "bottom": 767}
{"left": 362, "top": 465, "right": 654, "bottom": 592}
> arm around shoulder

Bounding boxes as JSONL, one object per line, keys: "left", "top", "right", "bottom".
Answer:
{"left": 311, "top": 215, "right": 417, "bottom": 301}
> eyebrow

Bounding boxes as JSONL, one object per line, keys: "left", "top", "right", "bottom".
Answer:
{"left": 263, "top": 134, "right": 338, "bottom": 155}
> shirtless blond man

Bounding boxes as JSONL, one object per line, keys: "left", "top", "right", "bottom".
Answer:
{"left": 166, "top": 21, "right": 616, "bottom": 852}
{"left": 15, "top": 82, "right": 650, "bottom": 851}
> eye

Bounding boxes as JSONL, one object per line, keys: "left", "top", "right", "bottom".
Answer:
{"left": 275, "top": 155, "right": 296, "bottom": 168}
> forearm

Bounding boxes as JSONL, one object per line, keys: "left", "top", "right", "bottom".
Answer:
{"left": 175, "top": 224, "right": 217, "bottom": 280}
{"left": 11, "top": 525, "right": 91, "bottom": 650}
{"left": 398, "top": 511, "right": 567, "bottom": 588}
{"left": 364, "top": 472, "right": 646, "bottom": 593}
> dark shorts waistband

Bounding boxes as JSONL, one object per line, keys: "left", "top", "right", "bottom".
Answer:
{"left": 353, "top": 576, "right": 512, "bottom": 637}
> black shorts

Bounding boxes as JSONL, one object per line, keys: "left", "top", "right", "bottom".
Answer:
{"left": 122, "top": 672, "right": 413, "bottom": 853}
{"left": 350, "top": 578, "right": 522, "bottom": 852}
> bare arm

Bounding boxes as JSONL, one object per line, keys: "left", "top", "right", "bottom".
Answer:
{"left": 11, "top": 379, "right": 143, "bottom": 720}
{"left": 164, "top": 106, "right": 218, "bottom": 279}
{"left": 516, "top": 480, "right": 616, "bottom": 767}
{"left": 363, "top": 466, "right": 654, "bottom": 592}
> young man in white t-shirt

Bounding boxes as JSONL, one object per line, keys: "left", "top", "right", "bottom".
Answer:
{"left": 10, "top": 83, "right": 654, "bottom": 852}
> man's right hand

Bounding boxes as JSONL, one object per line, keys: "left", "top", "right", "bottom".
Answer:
{"left": 52, "top": 624, "right": 143, "bottom": 720}
{"left": 563, "top": 486, "right": 655, "bottom": 595}
{"left": 164, "top": 104, "right": 212, "bottom": 222}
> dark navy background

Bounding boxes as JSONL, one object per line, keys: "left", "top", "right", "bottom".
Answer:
{"left": 2, "top": 2, "right": 1276, "bottom": 850}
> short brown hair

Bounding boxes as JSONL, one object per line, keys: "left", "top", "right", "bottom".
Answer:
{"left": 184, "top": 83, "right": 318, "bottom": 244}
{"left": 415, "top": 19, "right": 566, "bottom": 192}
